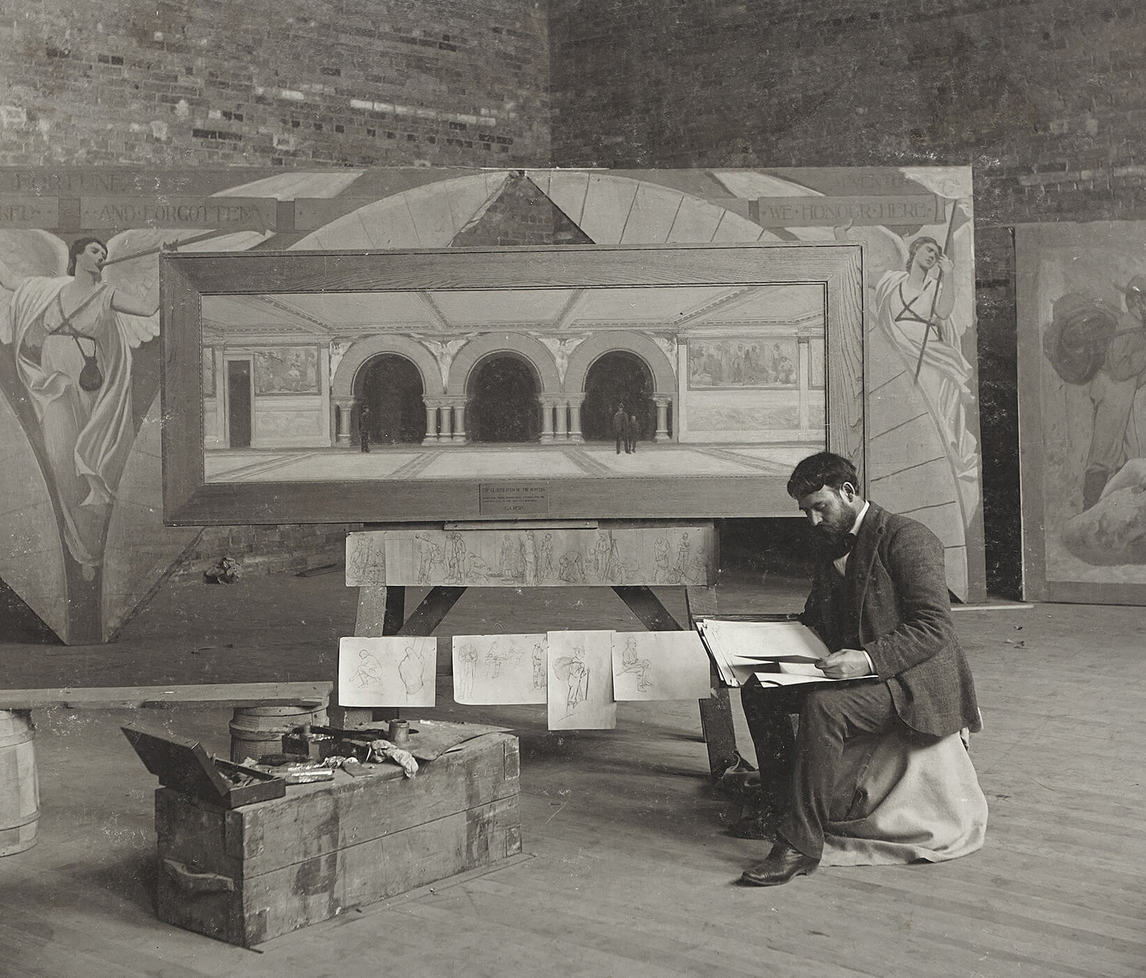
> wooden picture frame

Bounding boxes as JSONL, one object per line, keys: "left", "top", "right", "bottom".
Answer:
{"left": 161, "top": 242, "right": 864, "bottom": 525}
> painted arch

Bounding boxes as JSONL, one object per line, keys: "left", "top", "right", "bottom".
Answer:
{"left": 332, "top": 335, "right": 445, "bottom": 399}
{"left": 446, "top": 333, "right": 561, "bottom": 397}
{"left": 564, "top": 331, "right": 676, "bottom": 395}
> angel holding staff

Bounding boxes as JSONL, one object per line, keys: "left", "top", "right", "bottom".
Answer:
{"left": 0, "top": 233, "right": 160, "bottom": 574}
{"left": 870, "top": 207, "right": 979, "bottom": 487}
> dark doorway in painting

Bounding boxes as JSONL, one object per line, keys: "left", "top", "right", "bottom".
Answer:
{"left": 467, "top": 355, "right": 540, "bottom": 443}
{"left": 361, "top": 354, "right": 426, "bottom": 445}
{"left": 226, "top": 360, "right": 252, "bottom": 448}
{"left": 582, "top": 352, "right": 655, "bottom": 441}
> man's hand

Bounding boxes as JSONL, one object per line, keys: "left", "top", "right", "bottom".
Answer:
{"left": 815, "top": 648, "right": 872, "bottom": 680}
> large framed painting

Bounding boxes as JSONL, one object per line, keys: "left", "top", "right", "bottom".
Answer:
{"left": 1016, "top": 220, "right": 1146, "bottom": 603}
{"left": 162, "top": 242, "right": 865, "bottom": 525}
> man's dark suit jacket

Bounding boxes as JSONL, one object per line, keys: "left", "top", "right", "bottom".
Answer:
{"left": 800, "top": 502, "right": 981, "bottom": 738}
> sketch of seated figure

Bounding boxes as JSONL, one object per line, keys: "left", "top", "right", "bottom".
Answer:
{"left": 618, "top": 636, "right": 653, "bottom": 692}
{"left": 350, "top": 648, "right": 385, "bottom": 689}
{"left": 463, "top": 550, "right": 491, "bottom": 581}
{"left": 553, "top": 647, "right": 589, "bottom": 718}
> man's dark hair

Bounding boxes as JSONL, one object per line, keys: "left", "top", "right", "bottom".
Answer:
{"left": 787, "top": 451, "right": 860, "bottom": 499}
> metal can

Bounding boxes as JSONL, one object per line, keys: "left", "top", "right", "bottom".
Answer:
{"left": 388, "top": 718, "right": 410, "bottom": 746}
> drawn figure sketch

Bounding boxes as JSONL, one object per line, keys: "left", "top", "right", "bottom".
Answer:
{"left": 616, "top": 636, "right": 653, "bottom": 693}
{"left": 611, "top": 631, "right": 711, "bottom": 702}
{"left": 452, "top": 633, "right": 546, "bottom": 705}
{"left": 0, "top": 233, "right": 160, "bottom": 574}
{"left": 346, "top": 533, "right": 386, "bottom": 586}
{"left": 350, "top": 648, "right": 385, "bottom": 688}
{"left": 547, "top": 630, "right": 617, "bottom": 730}
{"left": 538, "top": 533, "right": 555, "bottom": 582}
{"left": 337, "top": 636, "right": 436, "bottom": 708}
{"left": 455, "top": 641, "right": 479, "bottom": 701}
{"left": 399, "top": 644, "right": 427, "bottom": 694}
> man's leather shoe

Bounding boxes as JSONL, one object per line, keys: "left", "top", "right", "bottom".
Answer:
{"left": 727, "top": 811, "right": 775, "bottom": 840}
{"left": 738, "top": 840, "right": 819, "bottom": 886}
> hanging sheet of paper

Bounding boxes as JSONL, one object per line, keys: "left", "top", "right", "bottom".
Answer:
{"left": 611, "top": 630, "right": 711, "bottom": 701}
{"left": 452, "top": 633, "right": 547, "bottom": 705}
{"left": 337, "top": 636, "right": 437, "bottom": 708}
{"left": 547, "top": 629, "right": 616, "bottom": 730}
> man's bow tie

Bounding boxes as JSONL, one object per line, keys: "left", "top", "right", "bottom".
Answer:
{"left": 827, "top": 532, "right": 857, "bottom": 559}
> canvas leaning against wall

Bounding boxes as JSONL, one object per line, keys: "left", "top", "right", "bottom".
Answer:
{"left": 1017, "top": 221, "right": 1146, "bottom": 604}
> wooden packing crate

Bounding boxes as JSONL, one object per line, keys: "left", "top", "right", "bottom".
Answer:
{"left": 154, "top": 731, "right": 521, "bottom": 947}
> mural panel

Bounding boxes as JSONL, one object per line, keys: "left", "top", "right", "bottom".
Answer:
{"left": 253, "top": 346, "right": 319, "bottom": 394}
{"left": 1017, "top": 220, "right": 1146, "bottom": 603}
{"left": 0, "top": 164, "right": 983, "bottom": 643}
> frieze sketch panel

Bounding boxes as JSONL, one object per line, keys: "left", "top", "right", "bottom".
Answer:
{"left": 1017, "top": 220, "right": 1146, "bottom": 604}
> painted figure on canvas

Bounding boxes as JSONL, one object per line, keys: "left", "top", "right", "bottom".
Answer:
{"left": 0, "top": 236, "right": 159, "bottom": 575}
{"left": 872, "top": 231, "right": 978, "bottom": 494}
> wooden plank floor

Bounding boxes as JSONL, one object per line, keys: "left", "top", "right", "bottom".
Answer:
{"left": 1, "top": 571, "right": 1143, "bottom": 977}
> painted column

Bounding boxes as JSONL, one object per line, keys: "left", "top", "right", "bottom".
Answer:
{"left": 567, "top": 395, "right": 584, "bottom": 443}
{"left": 797, "top": 337, "right": 810, "bottom": 436}
{"left": 422, "top": 400, "right": 439, "bottom": 445}
{"left": 450, "top": 399, "right": 467, "bottom": 444}
{"left": 539, "top": 397, "right": 555, "bottom": 443}
{"left": 440, "top": 399, "right": 454, "bottom": 441}
{"left": 333, "top": 396, "right": 356, "bottom": 447}
{"left": 554, "top": 398, "right": 569, "bottom": 440}
{"left": 654, "top": 395, "right": 671, "bottom": 442}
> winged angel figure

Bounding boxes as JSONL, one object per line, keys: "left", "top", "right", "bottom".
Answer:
{"left": 835, "top": 204, "right": 980, "bottom": 514}
{"left": 0, "top": 229, "right": 163, "bottom": 575}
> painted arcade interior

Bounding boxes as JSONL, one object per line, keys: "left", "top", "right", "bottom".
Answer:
{"left": 201, "top": 282, "right": 827, "bottom": 482}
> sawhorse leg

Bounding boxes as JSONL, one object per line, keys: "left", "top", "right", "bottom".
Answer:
{"left": 330, "top": 585, "right": 467, "bottom": 727}
{"left": 613, "top": 584, "right": 739, "bottom": 779}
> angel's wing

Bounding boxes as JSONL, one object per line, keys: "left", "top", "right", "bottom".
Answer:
{"left": 0, "top": 230, "right": 68, "bottom": 343}
{"left": 0, "top": 229, "right": 67, "bottom": 282}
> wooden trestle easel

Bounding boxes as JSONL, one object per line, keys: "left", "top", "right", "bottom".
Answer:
{"left": 336, "top": 521, "right": 738, "bottom": 777}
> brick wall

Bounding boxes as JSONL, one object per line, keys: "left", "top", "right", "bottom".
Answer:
{"left": 551, "top": 0, "right": 1146, "bottom": 596}
{"left": 0, "top": 0, "right": 549, "bottom": 599}
{"left": 0, "top": 0, "right": 549, "bottom": 167}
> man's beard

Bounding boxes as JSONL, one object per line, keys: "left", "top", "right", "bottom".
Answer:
{"left": 816, "top": 511, "right": 854, "bottom": 544}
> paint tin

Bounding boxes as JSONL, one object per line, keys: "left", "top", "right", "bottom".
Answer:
{"left": 388, "top": 719, "right": 410, "bottom": 746}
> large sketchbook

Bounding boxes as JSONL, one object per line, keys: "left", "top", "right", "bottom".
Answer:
{"left": 694, "top": 618, "right": 875, "bottom": 688}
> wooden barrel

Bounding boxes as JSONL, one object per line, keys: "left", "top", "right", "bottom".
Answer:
{"left": 229, "top": 703, "right": 328, "bottom": 762}
{"left": 0, "top": 710, "right": 39, "bottom": 857}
